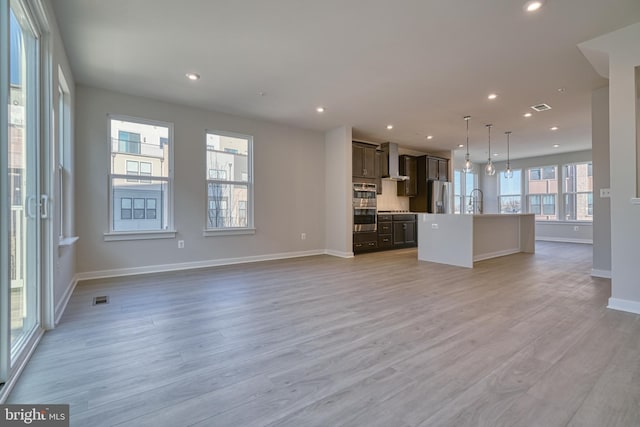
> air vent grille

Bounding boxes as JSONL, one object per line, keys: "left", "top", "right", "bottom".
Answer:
{"left": 93, "top": 296, "right": 109, "bottom": 305}
{"left": 531, "top": 103, "right": 552, "bottom": 112}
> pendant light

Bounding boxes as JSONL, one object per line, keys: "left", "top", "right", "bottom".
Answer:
{"left": 504, "top": 131, "right": 513, "bottom": 179}
{"left": 463, "top": 116, "right": 473, "bottom": 173}
{"left": 484, "top": 124, "right": 496, "bottom": 176}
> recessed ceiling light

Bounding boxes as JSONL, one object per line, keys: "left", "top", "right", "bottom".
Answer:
{"left": 316, "top": 106, "right": 325, "bottom": 113}
{"left": 553, "top": 144, "right": 560, "bottom": 148}
{"left": 386, "top": 125, "right": 393, "bottom": 130}
{"left": 458, "top": 144, "right": 465, "bottom": 148}
{"left": 557, "top": 88, "right": 566, "bottom": 93}
{"left": 524, "top": 0, "right": 544, "bottom": 12}
{"left": 488, "top": 93, "right": 498, "bottom": 100}
{"left": 185, "top": 72, "right": 200, "bottom": 81}
{"left": 550, "top": 126, "right": 559, "bottom": 131}
{"left": 427, "top": 135, "right": 433, "bottom": 140}
{"left": 523, "top": 112, "right": 533, "bottom": 118}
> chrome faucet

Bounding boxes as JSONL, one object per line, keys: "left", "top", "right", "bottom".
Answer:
{"left": 468, "top": 188, "right": 483, "bottom": 214}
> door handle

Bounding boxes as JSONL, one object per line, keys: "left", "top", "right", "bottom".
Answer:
{"left": 40, "top": 194, "right": 49, "bottom": 219}
{"left": 26, "top": 195, "right": 37, "bottom": 219}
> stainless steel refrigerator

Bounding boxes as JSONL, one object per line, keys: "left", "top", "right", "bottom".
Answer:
{"left": 427, "top": 180, "right": 453, "bottom": 213}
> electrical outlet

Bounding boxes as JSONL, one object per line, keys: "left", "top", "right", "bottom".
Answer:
{"left": 600, "top": 188, "right": 611, "bottom": 198}
{"left": 301, "top": 233, "right": 306, "bottom": 240}
{"left": 573, "top": 226, "right": 579, "bottom": 231}
{"left": 178, "top": 240, "right": 185, "bottom": 249}
{"left": 431, "top": 223, "right": 439, "bottom": 229}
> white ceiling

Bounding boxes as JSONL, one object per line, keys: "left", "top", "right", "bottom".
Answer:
{"left": 51, "top": 0, "right": 640, "bottom": 162}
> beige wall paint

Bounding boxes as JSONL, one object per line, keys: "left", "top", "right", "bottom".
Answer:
{"left": 74, "top": 86, "right": 326, "bottom": 274}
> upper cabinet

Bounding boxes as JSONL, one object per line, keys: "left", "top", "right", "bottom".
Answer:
{"left": 426, "top": 156, "right": 449, "bottom": 181}
{"left": 352, "top": 142, "right": 377, "bottom": 178}
{"left": 397, "top": 155, "right": 417, "bottom": 196}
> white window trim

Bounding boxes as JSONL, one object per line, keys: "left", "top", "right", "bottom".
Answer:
{"left": 561, "top": 161, "right": 593, "bottom": 222}
{"left": 106, "top": 114, "right": 175, "bottom": 241}
{"left": 204, "top": 129, "right": 254, "bottom": 234}
{"left": 525, "top": 165, "right": 559, "bottom": 220}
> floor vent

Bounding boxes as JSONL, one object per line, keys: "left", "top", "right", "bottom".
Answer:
{"left": 531, "top": 103, "right": 552, "bottom": 112}
{"left": 93, "top": 296, "right": 109, "bottom": 305}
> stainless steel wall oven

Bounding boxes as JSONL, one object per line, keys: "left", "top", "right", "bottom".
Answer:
{"left": 353, "top": 183, "right": 377, "bottom": 232}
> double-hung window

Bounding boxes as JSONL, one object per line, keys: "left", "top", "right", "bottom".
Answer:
{"left": 205, "top": 130, "right": 253, "bottom": 232}
{"left": 108, "top": 115, "right": 173, "bottom": 235}
{"left": 563, "top": 162, "right": 593, "bottom": 221}
{"left": 453, "top": 170, "right": 477, "bottom": 214}
{"left": 498, "top": 169, "right": 522, "bottom": 213}
{"left": 526, "top": 166, "right": 558, "bottom": 220}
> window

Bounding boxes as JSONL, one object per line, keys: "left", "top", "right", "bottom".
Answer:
{"left": 526, "top": 165, "right": 557, "bottom": 220}
{"left": 57, "top": 67, "right": 74, "bottom": 243}
{"left": 563, "top": 162, "right": 593, "bottom": 221}
{"left": 205, "top": 130, "right": 253, "bottom": 231}
{"left": 453, "top": 170, "right": 478, "bottom": 214}
{"left": 117, "top": 130, "right": 141, "bottom": 154}
{"left": 498, "top": 170, "right": 522, "bottom": 213}
{"left": 108, "top": 116, "right": 173, "bottom": 234}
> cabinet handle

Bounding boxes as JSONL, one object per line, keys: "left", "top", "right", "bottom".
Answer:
{"left": 368, "top": 242, "right": 376, "bottom": 246}
{"left": 363, "top": 169, "right": 367, "bottom": 176}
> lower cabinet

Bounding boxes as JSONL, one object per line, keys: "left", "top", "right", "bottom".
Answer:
{"left": 354, "top": 214, "right": 417, "bottom": 254}
{"left": 353, "top": 231, "right": 378, "bottom": 253}
{"left": 391, "top": 214, "right": 417, "bottom": 247}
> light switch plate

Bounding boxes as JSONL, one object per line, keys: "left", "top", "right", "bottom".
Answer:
{"left": 431, "top": 223, "right": 439, "bottom": 229}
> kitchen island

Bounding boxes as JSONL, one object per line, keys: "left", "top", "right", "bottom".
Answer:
{"left": 417, "top": 213, "right": 535, "bottom": 268}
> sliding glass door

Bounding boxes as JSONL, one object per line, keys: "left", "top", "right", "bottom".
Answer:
{"left": 1, "top": 0, "right": 42, "bottom": 385}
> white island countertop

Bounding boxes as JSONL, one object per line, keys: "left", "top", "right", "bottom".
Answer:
{"left": 417, "top": 213, "right": 535, "bottom": 268}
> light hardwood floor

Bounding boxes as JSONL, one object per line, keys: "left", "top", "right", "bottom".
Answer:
{"left": 8, "top": 242, "right": 640, "bottom": 426}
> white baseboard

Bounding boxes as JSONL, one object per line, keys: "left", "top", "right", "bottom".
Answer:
{"left": 75, "top": 249, "right": 328, "bottom": 281}
{"left": 0, "top": 328, "right": 44, "bottom": 404}
{"left": 474, "top": 248, "right": 520, "bottom": 262}
{"left": 55, "top": 275, "right": 79, "bottom": 325}
{"left": 591, "top": 269, "right": 612, "bottom": 279}
{"left": 536, "top": 237, "right": 593, "bottom": 244}
{"left": 608, "top": 298, "right": 640, "bottom": 315}
{"left": 325, "top": 249, "right": 354, "bottom": 258}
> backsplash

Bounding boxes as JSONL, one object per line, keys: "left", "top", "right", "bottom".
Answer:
{"left": 377, "top": 180, "right": 410, "bottom": 211}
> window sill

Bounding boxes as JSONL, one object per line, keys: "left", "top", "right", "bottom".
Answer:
{"left": 104, "top": 230, "right": 177, "bottom": 241}
{"left": 203, "top": 228, "right": 256, "bottom": 237}
{"left": 631, "top": 198, "right": 640, "bottom": 205}
{"left": 535, "top": 220, "right": 593, "bottom": 225}
{"left": 58, "top": 236, "right": 79, "bottom": 247}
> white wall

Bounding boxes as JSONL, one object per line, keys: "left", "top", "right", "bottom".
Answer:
{"left": 591, "top": 86, "right": 611, "bottom": 276}
{"left": 479, "top": 150, "right": 593, "bottom": 243}
{"left": 580, "top": 22, "right": 640, "bottom": 314}
{"left": 324, "top": 126, "right": 352, "bottom": 257}
{"left": 75, "top": 86, "right": 326, "bottom": 276}
{"left": 43, "top": 0, "right": 77, "bottom": 325}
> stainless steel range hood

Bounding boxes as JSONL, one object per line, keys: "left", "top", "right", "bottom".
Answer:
{"left": 380, "top": 142, "right": 409, "bottom": 181}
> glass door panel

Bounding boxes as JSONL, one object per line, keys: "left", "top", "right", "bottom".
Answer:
{"left": 8, "top": 0, "right": 39, "bottom": 363}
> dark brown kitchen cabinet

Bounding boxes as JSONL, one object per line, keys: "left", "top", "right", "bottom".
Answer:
{"left": 352, "top": 142, "right": 377, "bottom": 178}
{"left": 392, "top": 214, "right": 417, "bottom": 246}
{"left": 375, "top": 150, "right": 383, "bottom": 194}
{"left": 353, "top": 231, "right": 378, "bottom": 253}
{"left": 426, "top": 156, "right": 449, "bottom": 181}
{"left": 377, "top": 215, "right": 393, "bottom": 248}
{"left": 397, "top": 155, "right": 417, "bottom": 197}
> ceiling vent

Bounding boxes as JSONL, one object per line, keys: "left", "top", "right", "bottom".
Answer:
{"left": 531, "top": 103, "right": 552, "bottom": 112}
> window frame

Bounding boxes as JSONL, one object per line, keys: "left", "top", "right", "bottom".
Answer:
{"left": 525, "top": 164, "right": 558, "bottom": 221}
{"left": 105, "top": 114, "right": 175, "bottom": 241}
{"left": 562, "top": 161, "right": 594, "bottom": 222}
{"left": 203, "top": 129, "right": 255, "bottom": 236}
{"left": 497, "top": 169, "right": 523, "bottom": 214}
